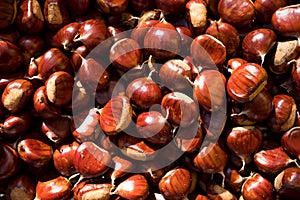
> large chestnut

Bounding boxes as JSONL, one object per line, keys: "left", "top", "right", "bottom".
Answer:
{"left": 41, "top": 116, "right": 71, "bottom": 143}
{"left": 0, "top": 41, "right": 24, "bottom": 73}
{"left": 254, "top": 0, "right": 287, "bottom": 24}
{"left": 0, "top": 143, "right": 20, "bottom": 180}
{"left": 227, "top": 63, "right": 268, "bottom": 103}
{"left": 281, "top": 127, "right": 300, "bottom": 159}
{"left": 2, "top": 79, "right": 34, "bottom": 113}
{"left": 193, "top": 69, "right": 227, "bottom": 112}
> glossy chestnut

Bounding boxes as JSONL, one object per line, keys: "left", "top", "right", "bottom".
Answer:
{"left": 6, "top": 174, "right": 36, "bottom": 200}
{"left": 0, "top": 41, "right": 24, "bottom": 73}
{"left": 254, "top": 0, "right": 287, "bottom": 24}
{"left": 73, "top": 182, "right": 112, "bottom": 200}
{"left": 2, "top": 79, "right": 34, "bottom": 113}
{"left": 0, "top": 143, "right": 20, "bottom": 180}
{"left": 227, "top": 63, "right": 268, "bottom": 103}
{"left": 41, "top": 116, "right": 71, "bottom": 143}
{"left": 0, "top": 0, "right": 17, "bottom": 29}
{"left": 96, "top": 0, "right": 128, "bottom": 14}
{"left": 281, "top": 127, "right": 300, "bottom": 159}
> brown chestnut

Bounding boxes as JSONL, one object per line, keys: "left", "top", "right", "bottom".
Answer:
{"left": 6, "top": 174, "right": 36, "bottom": 200}
{"left": 282, "top": 127, "right": 300, "bottom": 159}
{"left": 0, "top": 143, "right": 20, "bottom": 180}
{"left": 0, "top": 41, "right": 24, "bottom": 73}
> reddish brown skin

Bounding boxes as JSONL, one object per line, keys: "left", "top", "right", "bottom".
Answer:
{"left": 70, "top": 45, "right": 89, "bottom": 72}
{"left": 224, "top": 165, "right": 244, "bottom": 193}
{"left": 41, "top": 116, "right": 71, "bottom": 143}
{"left": 38, "top": 48, "right": 72, "bottom": 81}
{"left": 110, "top": 38, "right": 143, "bottom": 71}
{"left": 218, "top": 0, "right": 255, "bottom": 28}
{"left": 136, "top": 111, "right": 173, "bottom": 145}
{"left": 144, "top": 21, "right": 181, "bottom": 60}
{"left": 205, "top": 20, "right": 240, "bottom": 55}
{"left": 51, "top": 22, "right": 81, "bottom": 50}
{"left": 126, "top": 77, "right": 162, "bottom": 110}
{"left": 155, "top": 0, "right": 188, "bottom": 15}
{"left": 15, "top": 0, "right": 44, "bottom": 34}
{"left": 158, "top": 168, "right": 191, "bottom": 200}
{"left": 190, "top": 34, "right": 226, "bottom": 68}
{"left": 267, "top": 94, "right": 296, "bottom": 133}
{"left": 53, "top": 141, "right": 79, "bottom": 176}
{"left": 6, "top": 174, "right": 36, "bottom": 200}
{"left": 96, "top": 0, "right": 128, "bottom": 15}
{"left": 0, "top": 143, "right": 20, "bottom": 179}
{"left": 131, "top": 19, "right": 160, "bottom": 46}
{"left": 0, "top": 0, "right": 17, "bottom": 29}
{"left": 226, "top": 126, "right": 263, "bottom": 157}
{"left": 242, "top": 28, "right": 277, "bottom": 63}
{"left": 66, "top": 0, "right": 91, "bottom": 17}
{"left": 254, "top": 147, "right": 293, "bottom": 174}
{"left": 254, "top": 0, "right": 287, "bottom": 23}
{"left": 161, "top": 92, "right": 199, "bottom": 127}
{"left": 242, "top": 173, "right": 274, "bottom": 200}
{"left": 0, "top": 28, "right": 19, "bottom": 44}
{"left": 129, "top": 0, "right": 156, "bottom": 14}
{"left": 73, "top": 182, "right": 112, "bottom": 200}
{"left": 73, "top": 142, "right": 111, "bottom": 178}
{"left": 35, "top": 176, "right": 72, "bottom": 200}
{"left": 276, "top": 167, "right": 300, "bottom": 199}
{"left": 226, "top": 63, "right": 268, "bottom": 103}
{"left": 0, "top": 70, "right": 25, "bottom": 91}
{"left": 227, "top": 58, "right": 248, "bottom": 71}
{"left": 272, "top": 4, "right": 300, "bottom": 38}
{"left": 17, "top": 138, "right": 53, "bottom": 168}
{"left": 281, "top": 128, "right": 300, "bottom": 159}
{"left": 193, "top": 69, "right": 227, "bottom": 112}
{"left": 0, "top": 41, "right": 24, "bottom": 73}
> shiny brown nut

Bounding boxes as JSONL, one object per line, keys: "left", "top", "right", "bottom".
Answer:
{"left": 99, "top": 95, "right": 133, "bottom": 135}
{"left": 41, "top": 116, "right": 71, "bottom": 143}
{"left": 35, "top": 176, "right": 72, "bottom": 200}
{"left": 17, "top": 138, "right": 53, "bottom": 168}
{"left": 45, "top": 71, "right": 74, "bottom": 106}
{"left": 185, "top": 0, "right": 208, "bottom": 35}
{"left": 0, "top": 41, "right": 24, "bottom": 73}
{"left": 2, "top": 79, "right": 34, "bottom": 113}
{"left": 227, "top": 63, "right": 268, "bottom": 103}
{"left": 96, "top": 0, "right": 128, "bottom": 15}
{"left": 15, "top": 0, "right": 44, "bottom": 34}
{"left": 281, "top": 127, "right": 300, "bottom": 159}
{"left": 254, "top": 0, "right": 287, "bottom": 24}
{"left": 158, "top": 167, "right": 191, "bottom": 200}
{"left": 0, "top": 142, "right": 20, "bottom": 180}
{"left": 193, "top": 69, "right": 227, "bottom": 112}
{"left": 73, "top": 182, "right": 112, "bottom": 200}
{"left": 73, "top": 141, "right": 111, "bottom": 178}
{"left": 267, "top": 94, "right": 296, "bottom": 133}
{"left": 53, "top": 141, "right": 79, "bottom": 177}
{"left": 113, "top": 174, "right": 149, "bottom": 200}
{"left": 0, "top": 0, "right": 17, "bottom": 29}
{"left": 241, "top": 173, "right": 274, "bottom": 200}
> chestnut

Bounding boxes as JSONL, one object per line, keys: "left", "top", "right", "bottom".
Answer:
{"left": 224, "top": 165, "right": 244, "bottom": 193}
{"left": 45, "top": 71, "right": 74, "bottom": 106}
{"left": 43, "top": 0, "right": 70, "bottom": 31}
{"left": 156, "top": 0, "right": 187, "bottom": 15}
{"left": 53, "top": 141, "right": 79, "bottom": 177}
{"left": 0, "top": 0, "right": 17, "bottom": 29}
{"left": 281, "top": 127, "right": 300, "bottom": 159}
{"left": 96, "top": 0, "right": 128, "bottom": 15}
{"left": 241, "top": 173, "right": 274, "bottom": 200}
{"left": 41, "top": 116, "right": 71, "bottom": 143}
{"left": 37, "top": 48, "right": 72, "bottom": 81}
{"left": 6, "top": 174, "right": 36, "bottom": 200}
{"left": 271, "top": 4, "right": 300, "bottom": 42}
{"left": 267, "top": 94, "right": 296, "bottom": 133}
{"left": 254, "top": 146, "right": 297, "bottom": 174}
{"left": 218, "top": 0, "right": 255, "bottom": 28}
{"left": 66, "top": 0, "right": 91, "bottom": 17}
{"left": 193, "top": 142, "right": 228, "bottom": 174}
{"left": 129, "top": 0, "right": 156, "bottom": 15}
{"left": 51, "top": 22, "right": 81, "bottom": 50}
{"left": 126, "top": 77, "right": 162, "bottom": 110}
{"left": 33, "top": 86, "right": 61, "bottom": 119}
{"left": 193, "top": 69, "right": 227, "bottom": 112}
{"left": 73, "top": 181, "right": 112, "bottom": 200}
{"left": 15, "top": 0, "right": 44, "bottom": 34}
{"left": 206, "top": 182, "right": 237, "bottom": 199}
{"left": 99, "top": 95, "right": 133, "bottom": 135}
{"left": 35, "top": 176, "right": 72, "bottom": 200}
{"left": 136, "top": 111, "right": 173, "bottom": 145}
{"left": 17, "top": 35, "right": 45, "bottom": 64}
{"left": 227, "top": 63, "right": 268, "bottom": 103}
{"left": 70, "top": 45, "right": 89, "bottom": 73}
{"left": 0, "top": 143, "right": 20, "bottom": 180}
{"left": 110, "top": 38, "right": 143, "bottom": 72}
{"left": 144, "top": 20, "right": 181, "bottom": 60}
{"left": 242, "top": 28, "right": 277, "bottom": 65}
{"left": 254, "top": 0, "right": 287, "bottom": 24}
{"left": 111, "top": 155, "right": 134, "bottom": 181}
{"left": 159, "top": 59, "right": 193, "bottom": 91}
{"left": 0, "top": 41, "right": 24, "bottom": 73}
{"left": 274, "top": 167, "right": 300, "bottom": 200}
{"left": 158, "top": 167, "right": 191, "bottom": 200}
{"left": 2, "top": 79, "right": 35, "bottom": 113}
{"left": 73, "top": 141, "right": 111, "bottom": 178}
{"left": 226, "top": 126, "right": 263, "bottom": 170}
{"left": 17, "top": 137, "right": 53, "bottom": 168}
{"left": 161, "top": 91, "right": 199, "bottom": 127}
{"left": 190, "top": 34, "right": 226, "bottom": 68}
{"left": 113, "top": 174, "right": 149, "bottom": 200}
{"left": 205, "top": 20, "right": 240, "bottom": 55}
{"left": 185, "top": 0, "right": 208, "bottom": 36}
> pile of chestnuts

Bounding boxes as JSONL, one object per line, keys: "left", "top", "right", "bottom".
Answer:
{"left": 1, "top": 0, "right": 300, "bottom": 199}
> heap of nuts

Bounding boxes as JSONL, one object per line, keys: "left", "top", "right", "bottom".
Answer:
{"left": 1, "top": 0, "right": 300, "bottom": 199}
